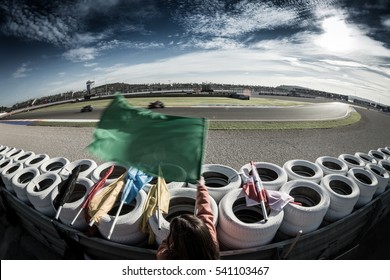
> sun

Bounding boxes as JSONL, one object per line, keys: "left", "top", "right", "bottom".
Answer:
{"left": 315, "top": 16, "right": 356, "bottom": 53}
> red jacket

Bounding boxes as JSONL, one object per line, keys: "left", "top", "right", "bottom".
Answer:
{"left": 156, "top": 183, "right": 217, "bottom": 259}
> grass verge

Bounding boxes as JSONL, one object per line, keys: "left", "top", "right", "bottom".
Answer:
{"left": 31, "top": 111, "right": 361, "bottom": 130}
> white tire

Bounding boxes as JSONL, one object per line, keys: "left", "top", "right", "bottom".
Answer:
{"left": 239, "top": 162, "right": 287, "bottom": 191}
{"left": 0, "top": 158, "right": 13, "bottom": 176}
{"left": 11, "top": 167, "right": 40, "bottom": 203}
{"left": 365, "top": 163, "right": 389, "bottom": 196}
{"left": 368, "top": 150, "right": 386, "bottom": 161}
{"left": 278, "top": 180, "right": 330, "bottom": 236}
{"left": 39, "top": 157, "right": 70, "bottom": 174}
{"left": 347, "top": 168, "right": 378, "bottom": 208}
{"left": 2, "top": 147, "right": 17, "bottom": 158}
{"left": 0, "top": 146, "right": 10, "bottom": 156}
{"left": 283, "top": 159, "right": 323, "bottom": 183}
{"left": 187, "top": 164, "right": 242, "bottom": 203}
{"left": 91, "top": 161, "right": 128, "bottom": 187}
{"left": 217, "top": 188, "right": 283, "bottom": 249}
{"left": 378, "top": 160, "right": 390, "bottom": 189}
{"left": 315, "top": 156, "right": 348, "bottom": 176}
{"left": 13, "top": 151, "right": 35, "bottom": 165}
{"left": 354, "top": 152, "right": 377, "bottom": 165}
{"left": 320, "top": 174, "right": 360, "bottom": 222}
{"left": 378, "top": 148, "right": 390, "bottom": 159}
{"left": 149, "top": 188, "right": 219, "bottom": 245}
{"left": 143, "top": 179, "right": 185, "bottom": 194}
{"left": 1, "top": 162, "right": 24, "bottom": 193}
{"left": 58, "top": 159, "right": 98, "bottom": 180}
{"left": 98, "top": 189, "right": 147, "bottom": 245}
{"left": 26, "top": 173, "right": 62, "bottom": 217}
{"left": 5, "top": 148, "right": 24, "bottom": 161}
{"left": 338, "top": 154, "right": 365, "bottom": 169}
{"left": 50, "top": 177, "right": 94, "bottom": 230}
{"left": 24, "top": 154, "right": 50, "bottom": 169}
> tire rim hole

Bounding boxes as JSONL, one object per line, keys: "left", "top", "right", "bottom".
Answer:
{"left": 232, "top": 198, "right": 269, "bottom": 223}
{"left": 6, "top": 165, "right": 18, "bottom": 174}
{"left": 354, "top": 173, "right": 372, "bottom": 185}
{"left": 258, "top": 168, "right": 278, "bottom": 182}
{"left": 322, "top": 161, "right": 342, "bottom": 171}
{"left": 76, "top": 164, "right": 90, "bottom": 172}
{"left": 18, "top": 172, "right": 35, "bottom": 184}
{"left": 290, "top": 187, "right": 321, "bottom": 207}
{"left": 34, "top": 178, "right": 54, "bottom": 192}
{"left": 329, "top": 180, "right": 352, "bottom": 195}
{"left": 371, "top": 153, "right": 384, "bottom": 160}
{"left": 30, "top": 157, "right": 44, "bottom": 164}
{"left": 18, "top": 154, "right": 30, "bottom": 160}
{"left": 0, "top": 160, "right": 10, "bottom": 168}
{"left": 164, "top": 197, "right": 195, "bottom": 222}
{"left": 47, "top": 162, "right": 65, "bottom": 171}
{"left": 203, "top": 171, "right": 229, "bottom": 187}
{"left": 344, "top": 157, "right": 359, "bottom": 165}
{"left": 370, "top": 168, "right": 383, "bottom": 177}
{"left": 291, "top": 166, "right": 315, "bottom": 177}
{"left": 381, "top": 163, "right": 390, "bottom": 172}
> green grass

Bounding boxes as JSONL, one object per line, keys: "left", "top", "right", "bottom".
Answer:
{"left": 31, "top": 111, "right": 361, "bottom": 130}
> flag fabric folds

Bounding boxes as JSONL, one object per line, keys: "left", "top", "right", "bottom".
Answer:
{"left": 122, "top": 167, "right": 153, "bottom": 205}
{"left": 53, "top": 165, "right": 81, "bottom": 220}
{"left": 88, "top": 94, "right": 208, "bottom": 184}
{"left": 140, "top": 172, "right": 170, "bottom": 244}
{"left": 88, "top": 172, "right": 127, "bottom": 225}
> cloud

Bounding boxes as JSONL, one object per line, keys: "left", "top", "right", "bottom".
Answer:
{"left": 382, "top": 16, "right": 390, "bottom": 29}
{"left": 12, "top": 63, "right": 32, "bottom": 78}
{"left": 173, "top": 0, "right": 299, "bottom": 37}
{"left": 62, "top": 47, "right": 98, "bottom": 62}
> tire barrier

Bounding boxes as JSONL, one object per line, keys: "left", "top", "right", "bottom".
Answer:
{"left": 315, "top": 156, "right": 348, "bottom": 176}
{"left": 58, "top": 159, "right": 98, "bottom": 180}
{"left": 347, "top": 168, "right": 378, "bottom": 208}
{"left": 239, "top": 162, "right": 288, "bottom": 191}
{"left": 0, "top": 162, "right": 24, "bottom": 193}
{"left": 365, "top": 163, "right": 389, "bottom": 196}
{"left": 320, "top": 174, "right": 360, "bottom": 222}
{"left": 11, "top": 167, "right": 40, "bottom": 203}
{"left": 143, "top": 178, "right": 185, "bottom": 194}
{"left": 187, "top": 164, "right": 242, "bottom": 204}
{"left": 278, "top": 180, "right": 330, "bottom": 236}
{"left": 149, "top": 188, "right": 219, "bottom": 245}
{"left": 283, "top": 159, "right": 323, "bottom": 183}
{"left": 217, "top": 188, "right": 283, "bottom": 249}
{"left": 26, "top": 172, "right": 62, "bottom": 217}
{"left": 378, "top": 148, "right": 390, "bottom": 159}
{"left": 378, "top": 160, "right": 390, "bottom": 189}
{"left": 50, "top": 177, "right": 94, "bottom": 230}
{"left": 39, "top": 157, "right": 70, "bottom": 174}
{"left": 13, "top": 151, "right": 35, "bottom": 165}
{"left": 97, "top": 189, "right": 148, "bottom": 245}
{"left": 338, "top": 154, "right": 365, "bottom": 169}
{"left": 368, "top": 150, "right": 387, "bottom": 161}
{"left": 5, "top": 148, "right": 24, "bottom": 161}
{"left": 2, "top": 143, "right": 390, "bottom": 257}
{"left": 354, "top": 152, "right": 377, "bottom": 165}
{"left": 24, "top": 154, "right": 50, "bottom": 169}
{"left": 91, "top": 161, "right": 128, "bottom": 187}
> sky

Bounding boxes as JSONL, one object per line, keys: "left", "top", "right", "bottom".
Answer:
{"left": 0, "top": 0, "right": 389, "bottom": 107}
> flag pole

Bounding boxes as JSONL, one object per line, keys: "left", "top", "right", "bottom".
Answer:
{"left": 108, "top": 200, "right": 124, "bottom": 239}
{"left": 250, "top": 161, "right": 268, "bottom": 222}
{"left": 157, "top": 165, "right": 162, "bottom": 230}
{"left": 54, "top": 206, "right": 63, "bottom": 220}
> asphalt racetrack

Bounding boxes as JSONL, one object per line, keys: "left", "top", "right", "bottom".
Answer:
{"left": 1, "top": 98, "right": 390, "bottom": 260}
{"left": 4, "top": 101, "right": 351, "bottom": 121}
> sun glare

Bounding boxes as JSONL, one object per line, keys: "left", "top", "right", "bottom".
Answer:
{"left": 316, "top": 17, "right": 356, "bottom": 53}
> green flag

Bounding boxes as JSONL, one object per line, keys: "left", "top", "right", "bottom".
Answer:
{"left": 88, "top": 95, "right": 208, "bottom": 184}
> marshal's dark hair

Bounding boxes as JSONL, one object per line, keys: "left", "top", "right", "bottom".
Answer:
{"left": 165, "top": 214, "right": 220, "bottom": 260}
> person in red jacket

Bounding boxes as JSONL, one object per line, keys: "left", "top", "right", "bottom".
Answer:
{"left": 156, "top": 177, "right": 220, "bottom": 259}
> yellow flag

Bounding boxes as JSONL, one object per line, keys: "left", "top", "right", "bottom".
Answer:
{"left": 140, "top": 174, "right": 170, "bottom": 244}
{"left": 88, "top": 173, "right": 126, "bottom": 224}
